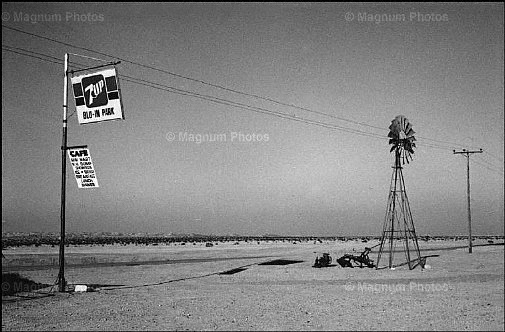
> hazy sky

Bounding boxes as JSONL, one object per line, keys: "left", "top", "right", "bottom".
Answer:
{"left": 2, "top": 3, "right": 504, "bottom": 236}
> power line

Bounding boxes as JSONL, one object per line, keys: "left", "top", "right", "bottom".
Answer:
{"left": 1, "top": 25, "right": 385, "bottom": 132}
{"left": 2, "top": 44, "right": 462, "bottom": 152}
{"left": 474, "top": 154, "right": 504, "bottom": 171}
{"left": 0, "top": 45, "right": 467, "bottom": 152}
{"left": 1, "top": 44, "right": 489, "bottom": 154}
{"left": 114, "top": 75, "right": 467, "bottom": 149}
{"left": 2, "top": 45, "right": 388, "bottom": 140}
{"left": 2, "top": 24, "right": 482, "bottom": 150}
{"left": 113, "top": 78, "right": 464, "bottom": 148}
{"left": 67, "top": 52, "right": 111, "bottom": 63}
{"left": 2, "top": 45, "right": 62, "bottom": 66}
{"left": 120, "top": 76, "right": 389, "bottom": 139}
{"left": 472, "top": 158, "right": 504, "bottom": 176}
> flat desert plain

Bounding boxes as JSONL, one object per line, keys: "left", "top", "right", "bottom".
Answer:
{"left": 2, "top": 239, "right": 504, "bottom": 331}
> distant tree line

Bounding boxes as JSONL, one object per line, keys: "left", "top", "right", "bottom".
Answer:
{"left": 2, "top": 234, "right": 502, "bottom": 248}
{"left": 2, "top": 234, "right": 361, "bottom": 248}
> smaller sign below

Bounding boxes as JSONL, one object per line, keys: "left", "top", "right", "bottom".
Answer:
{"left": 67, "top": 147, "right": 99, "bottom": 189}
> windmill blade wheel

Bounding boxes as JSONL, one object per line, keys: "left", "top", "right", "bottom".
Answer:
{"left": 389, "top": 115, "right": 416, "bottom": 165}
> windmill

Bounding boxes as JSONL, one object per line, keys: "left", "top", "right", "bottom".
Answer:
{"left": 376, "top": 115, "right": 422, "bottom": 270}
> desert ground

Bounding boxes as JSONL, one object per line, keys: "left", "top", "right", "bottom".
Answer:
{"left": 2, "top": 238, "right": 504, "bottom": 331}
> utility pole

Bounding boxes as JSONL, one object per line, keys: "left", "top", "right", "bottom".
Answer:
{"left": 453, "top": 148, "right": 483, "bottom": 254}
{"left": 58, "top": 53, "right": 69, "bottom": 292}
{"left": 56, "top": 55, "right": 121, "bottom": 292}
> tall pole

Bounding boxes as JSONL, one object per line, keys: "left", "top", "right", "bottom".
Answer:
{"left": 453, "top": 148, "right": 483, "bottom": 254}
{"left": 58, "top": 53, "right": 69, "bottom": 292}
{"left": 466, "top": 154, "right": 471, "bottom": 253}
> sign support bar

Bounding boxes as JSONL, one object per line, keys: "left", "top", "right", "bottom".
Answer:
{"left": 65, "top": 145, "right": 88, "bottom": 150}
{"left": 69, "top": 61, "right": 121, "bottom": 75}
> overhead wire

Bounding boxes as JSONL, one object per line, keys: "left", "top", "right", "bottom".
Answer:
{"left": 474, "top": 154, "right": 504, "bottom": 171}
{"left": 119, "top": 76, "right": 389, "bottom": 139}
{"left": 67, "top": 52, "right": 111, "bottom": 63}
{"left": 1, "top": 25, "right": 387, "bottom": 135}
{"left": 2, "top": 24, "right": 483, "bottom": 150}
{"left": 2, "top": 45, "right": 62, "bottom": 66}
{"left": 2, "top": 45, "right": 388, "bottom": 140}
{"left": 0, "top": 26, "right": 380, "bottom": 129}
{"left": 473, "top": 155, "right": 504, "bottom": 172}
{"left": 2, "top": 44, "right": 461, "bottom": 151}
{"left": 0, "top": 42, "right": 491, "bottom": 153}
{"left": 471, "top": 158, "right": 504, "bottom": 176}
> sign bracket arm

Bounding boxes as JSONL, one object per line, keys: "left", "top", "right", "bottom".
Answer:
{"left": 69, "top": 61, "right": 121, "bottom": 75}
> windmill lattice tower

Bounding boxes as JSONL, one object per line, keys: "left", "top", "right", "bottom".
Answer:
{"left": 376, "top": 115, "right": 422, "bottom": 270}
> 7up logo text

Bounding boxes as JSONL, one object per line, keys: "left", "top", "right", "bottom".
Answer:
{"left": 81, "top": 74, "right": 108, "bottom": 108}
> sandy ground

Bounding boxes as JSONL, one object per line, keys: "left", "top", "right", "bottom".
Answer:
{"left": 2, "top": 239, "right": 504, "bottom": 331}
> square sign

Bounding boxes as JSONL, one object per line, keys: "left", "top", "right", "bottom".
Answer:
{"left": 71, "top": 67, "right": 124, "bottom": 124}
{"left": 68, "top": 147, "right": 99, "bottom": 188}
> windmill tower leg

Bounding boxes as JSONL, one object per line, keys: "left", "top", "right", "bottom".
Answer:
{"left": 377, "top": 165, "right": 399, "bottom": 269}
{"left": 376, "top": 151, "right": 422, "bottom": 269}
{"left": 398, "top": 168, "right": 421, "bottom": 269}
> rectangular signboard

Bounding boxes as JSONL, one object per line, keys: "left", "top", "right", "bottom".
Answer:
{"left": 68, "top": 147, "right": 99, "bottom": 188}
{"left": 71, "top": 67, "right": 124, "bottom": 124}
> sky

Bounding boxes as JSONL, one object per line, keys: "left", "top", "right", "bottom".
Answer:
{"left": 2, "top": 2, "right": 504, "bottom": 236}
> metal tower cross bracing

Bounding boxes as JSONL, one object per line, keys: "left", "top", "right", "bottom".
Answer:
{"left": 376, "top": 149, "right": 422, "bottom": 269}
{"left": 376, "top": 115, "right": 423, "bottom": 270}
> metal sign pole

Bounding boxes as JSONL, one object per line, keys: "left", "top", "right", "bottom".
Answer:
{"left": 58, "top": 53, "right": 69, "bottom": 292}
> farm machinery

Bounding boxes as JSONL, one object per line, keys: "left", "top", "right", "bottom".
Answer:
{"left": 336, "top": 246, "right": 376, "bottom": 268}
{"left": 312, "top": 241, "right": 437, "bottom": 270}
{"left": 312, "top": 245, "right": 376, "bottom": 269}
{"left": 335, "top": 243, "right": 436, "bottom": 269}
{"left": 312, "top": 252, "right": 332, "bottom": 268}
{"left": 312, "top": 245, "right": 377, "bottom": 269}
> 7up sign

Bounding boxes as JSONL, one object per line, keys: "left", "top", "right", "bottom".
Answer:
{"left": 71, "top": 67, "right": 124, "bottom": 124}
